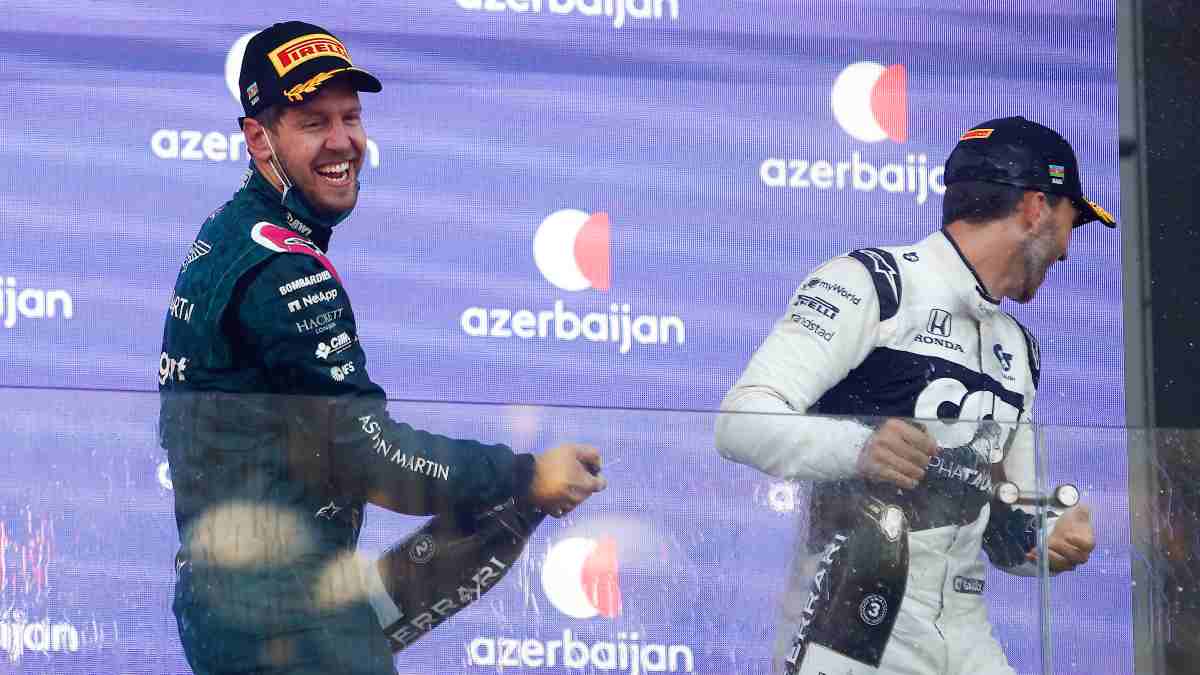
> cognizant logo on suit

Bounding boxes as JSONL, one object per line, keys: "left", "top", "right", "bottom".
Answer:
{"left": 459, "top": 210, "right": 686, "bottom": 354}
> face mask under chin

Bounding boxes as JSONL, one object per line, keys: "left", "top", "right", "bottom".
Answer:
{"left": 262, "top": 142, "right": 356, "bottom": 228}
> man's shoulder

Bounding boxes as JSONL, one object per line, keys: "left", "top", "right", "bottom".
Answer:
{"left": 170, "top": 189, "right": 294, "bottom": 309}
{"left": 188, "top": 180, "right": 263, "bottom": 239}
{"left": 198, "top": 186, "right": 284, "bottom": 245}
{"left": 189, "top": 186, "right": 342, "bottom": 284}
{"left": 831, "top": 245, "right": 906, "bottom": 322}
{"left": 841, "top": 241, "right": 926, "bottom": 282}
{"left": 790, "top": 244, "right": 915, "bottom": 323}
{"left": 843, "top": 236, "right": 982, "bottom": 319}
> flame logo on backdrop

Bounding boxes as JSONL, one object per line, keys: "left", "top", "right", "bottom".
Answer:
{"left": 533, "top": 210, "right": 612, "bottom": 292}
{"left": 830, "top": 61, "right": 908, "bottom": 143}
{"left": 541, "top": 536, "right": 622, "bottom": 620}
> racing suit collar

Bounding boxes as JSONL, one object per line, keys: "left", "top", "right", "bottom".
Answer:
{"left": 242, "top": 162, "right": 347, "bottom": 251}
{"left": 930, "top": 229, "right": 1002, "bottom": 320}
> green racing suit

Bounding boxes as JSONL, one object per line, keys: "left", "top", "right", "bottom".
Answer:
{"left": 158, "top": 164, "right": 535, "bottom": 674}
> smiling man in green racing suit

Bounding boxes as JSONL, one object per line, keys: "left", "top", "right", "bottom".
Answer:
{"left": 716, "top": 117, "right": 1108, "bottom": 675}
{"left": 158, "top": 21, "right": 605, "bottom": 675}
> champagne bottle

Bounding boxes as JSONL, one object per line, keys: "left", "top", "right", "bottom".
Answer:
{"left": 785, "top": 496, "right": 909, "bottom": 674}
{"left": 369, "top": 497, "right": 547, "bottom": 652}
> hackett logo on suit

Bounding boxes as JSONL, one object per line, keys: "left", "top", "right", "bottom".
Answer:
{"left": 296, "top": 307, "right": 345, "bottom": 334}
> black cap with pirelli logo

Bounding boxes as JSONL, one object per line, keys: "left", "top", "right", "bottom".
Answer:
{"left": 237, "top": 21, "right": 382, "bottom": 121}
{"left": 944, "top": 116, "right": 1115, "bottom": 228}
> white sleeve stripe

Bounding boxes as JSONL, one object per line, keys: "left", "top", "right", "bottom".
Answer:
{"left": 716, "top": 387, "right": 872, "bottom": 481}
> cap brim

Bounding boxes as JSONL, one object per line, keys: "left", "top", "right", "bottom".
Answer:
{"left": 1072, "top": 196, "right": 1117, "bottom": 228}
{"left": 342, "top": 67, "right": 382, "bottom": 93}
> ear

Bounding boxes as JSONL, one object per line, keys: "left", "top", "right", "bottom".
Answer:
{"left": 241, "top": 117, "right": 274, "bottom": 162}
{"left": 1016, "top": 191, "right": 1046, "bottom": 234}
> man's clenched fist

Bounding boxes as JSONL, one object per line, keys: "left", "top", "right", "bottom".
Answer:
{"left": 528, "top": 443, "right": 607, "bottom": 518}
{"left": 1031, "top": 503, "right": 1095, "bottom": 572}
{"left": 857, "top": 419, "right": 939, "bottom": 489}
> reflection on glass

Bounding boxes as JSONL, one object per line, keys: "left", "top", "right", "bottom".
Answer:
{"left": 0, "top": 391, "right": 1175, "bottom": 674}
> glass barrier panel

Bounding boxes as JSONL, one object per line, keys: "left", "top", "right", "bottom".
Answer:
{"left": 1118, "top": 426, "right": 1200, "bottom": 675}
{"left": 0, "top": 388, "right": 1064, "bottom": 674}
{"left": 1039, "top": 424, "right": 1132, "bottom": 675}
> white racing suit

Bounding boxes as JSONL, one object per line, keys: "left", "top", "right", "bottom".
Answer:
{"left": 716, "top": 230, "right": 1056, "bottom": 675}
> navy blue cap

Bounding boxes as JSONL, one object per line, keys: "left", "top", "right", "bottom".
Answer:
{"left": 238, "top": 21, "right": 381, "bottom": 120}
{"left": 945, "top": 116, "right": 1115, "bottom": 227}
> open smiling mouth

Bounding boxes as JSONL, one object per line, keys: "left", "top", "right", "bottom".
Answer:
{"left": 315, "top": 161, "right": 352, "bottom": 186}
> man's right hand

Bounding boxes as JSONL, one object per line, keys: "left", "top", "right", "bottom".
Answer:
{"left": 856, "top": 419, "right": 939, "bottom": 490}
{"left": 528, "top": 443, "right": 607, "bottom": 518}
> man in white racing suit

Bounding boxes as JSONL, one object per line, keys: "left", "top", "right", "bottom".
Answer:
{"left": 716, "top": 117, "right": 1111, "bottom": 675}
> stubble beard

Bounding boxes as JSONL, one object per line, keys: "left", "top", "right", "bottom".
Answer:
{"left": 1016, "top": 219, "right": 1059, "bottom": 303}
{"left": 272, "top": 136, "right": 359, "bottom": 217}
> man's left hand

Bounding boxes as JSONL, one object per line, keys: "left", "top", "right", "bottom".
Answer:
{"left": 1027, "top": 503, "right": 1095, "bottom": 573}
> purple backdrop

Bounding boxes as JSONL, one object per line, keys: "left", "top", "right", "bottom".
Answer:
{"left": 0, "top": 2, "right": 1124, "bottom": 673}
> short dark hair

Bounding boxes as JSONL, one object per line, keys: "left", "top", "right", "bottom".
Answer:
{"left": 942, "top": 180, "right": 1065, "bottom": 226}
{"left": 254, "top": 104, "right": 286, "bottom": 131}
